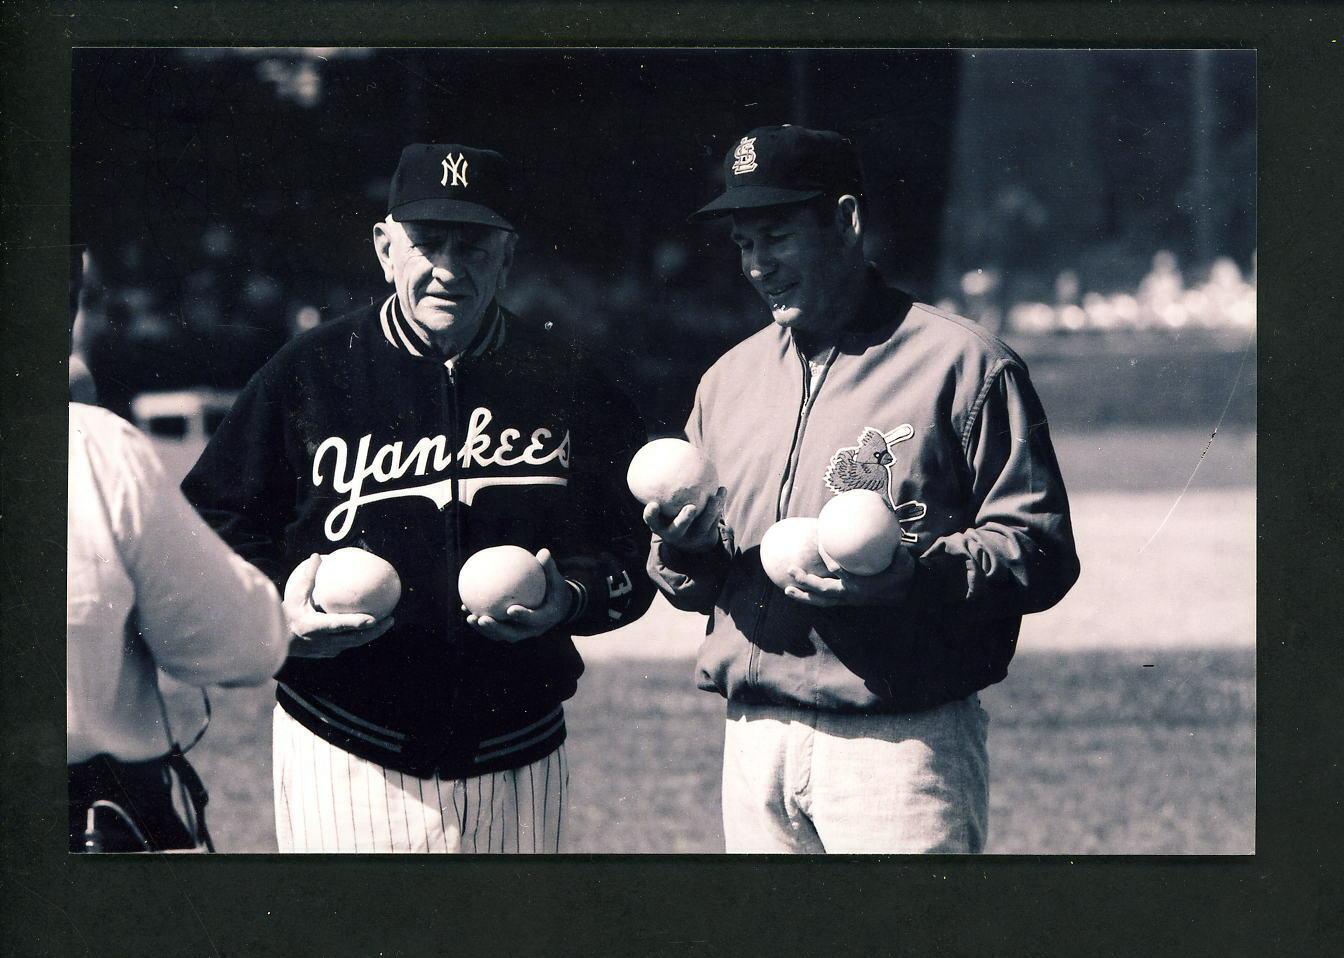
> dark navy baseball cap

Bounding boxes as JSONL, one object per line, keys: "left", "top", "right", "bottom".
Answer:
{"left": 691, "top": 125, "right": 864, "bottom": 221}
{"left": 387, "top": 143, "right": 517, "bottom": 231}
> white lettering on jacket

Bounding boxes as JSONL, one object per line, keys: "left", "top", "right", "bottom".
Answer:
{"left": 312, "top": 406, "right": 571, "bottom": 540}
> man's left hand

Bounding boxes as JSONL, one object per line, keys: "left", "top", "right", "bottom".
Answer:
{"left": 465, "top": 548, "right": 575, "bottom": 642}
{"left": 782, "top": 548, "right": 917, "bottom": 608}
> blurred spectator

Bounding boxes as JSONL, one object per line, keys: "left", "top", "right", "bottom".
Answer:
{"left": 1139, "top": 250, "right": 1185, "bottom": 329}
{"left": 987, "top": 246, "right": 1255, "bottom": 339}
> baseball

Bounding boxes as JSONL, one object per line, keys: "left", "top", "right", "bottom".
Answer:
{"left": 759, "top": 517, "right": 833, "bottom": 590}
{"left": 817, "top": 489, "right": 905, "bottom": 576}
{"left": 626, "top": 438, "right": 718, "bottom": 518}
{"left": 457, "top": 545, "right": 548, "bottom": 619}
{"left": 311, "top": 547, "right": 402, "bottom": 619}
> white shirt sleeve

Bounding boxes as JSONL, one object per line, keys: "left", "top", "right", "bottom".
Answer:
{"left": 81, "top": 405, "right": 289, "bottom": 687}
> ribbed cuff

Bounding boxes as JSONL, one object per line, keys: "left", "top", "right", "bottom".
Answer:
{"left": 562, "top": 578, "right": 588, "bottom": 626}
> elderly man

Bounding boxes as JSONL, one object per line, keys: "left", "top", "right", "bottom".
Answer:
{"left": 646, "top": 125, "right": 1080, "bottom": 853}
{"left": 184, "top": 143, "right": 653, "bottom": 853}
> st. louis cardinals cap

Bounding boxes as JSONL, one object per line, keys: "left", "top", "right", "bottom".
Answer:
{"left": 690, "top": 125, "right": 864, "bottom": 221}
{"left": 387, "top": 143, "right": 517, "bottom": 231}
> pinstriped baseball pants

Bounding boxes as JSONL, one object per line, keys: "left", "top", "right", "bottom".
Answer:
{"left": 272, "top": 705, "right": 568, "bottom": 853}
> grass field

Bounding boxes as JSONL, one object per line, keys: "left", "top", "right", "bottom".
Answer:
{"left": 154, "top": 425, "right": 1255, "bottom": 855}
{"left": 571, "top": 647, "right": 1255, "bottom": 854}
{"left": 172, "top": 646, "right": 1254, "bottom": 855}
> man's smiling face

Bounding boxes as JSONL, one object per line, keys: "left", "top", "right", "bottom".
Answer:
{"left": 730, "top": 200, "right": 852, "bottom": 334}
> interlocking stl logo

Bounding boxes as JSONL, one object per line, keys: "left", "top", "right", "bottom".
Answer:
{"left": 441, "top": 153, "right": 469, "bottom": 187}
{"left": 731, "top": 137, "right": 758, "bottom": 175}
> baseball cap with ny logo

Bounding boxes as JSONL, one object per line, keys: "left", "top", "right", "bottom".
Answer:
{"left": 387, "top": 143, "right": 518, "bottom": 231}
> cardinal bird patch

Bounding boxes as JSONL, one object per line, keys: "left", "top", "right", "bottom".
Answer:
{"left": 824, "top": 424, "right": 927, "bottom": 544}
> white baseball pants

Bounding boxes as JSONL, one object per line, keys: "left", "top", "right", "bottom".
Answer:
{"left": 272, "top": 705, "right": 568, "bottom": 853}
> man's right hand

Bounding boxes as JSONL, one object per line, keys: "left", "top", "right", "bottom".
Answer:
{"left": 282, "top": 553, "right": 395, "bottom": 659}
{"left": 643, "top": 487, "right": 726, "bottom": 554}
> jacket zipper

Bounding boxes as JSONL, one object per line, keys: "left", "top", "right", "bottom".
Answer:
{"left": 748, "top": 341, "right": 835, "bottom": 689}
{"left": 776, "top": 343, "right": 834, "bottom": 520}
{"left": 442, "top": 356, "right": 463, "bottom": 603}
{"left": 438, "top": 357, "right": 463, "bottom": 767}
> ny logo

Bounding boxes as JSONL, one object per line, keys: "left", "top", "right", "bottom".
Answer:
{"left": 441, "top": 153, "right": 469, "bottom": 187}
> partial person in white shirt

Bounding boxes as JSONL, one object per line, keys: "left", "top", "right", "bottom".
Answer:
{"left": 67, "top": 250, "right": 290, "bottom": 852}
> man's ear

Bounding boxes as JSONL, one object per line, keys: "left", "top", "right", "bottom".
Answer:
{"left": 497, "top": 231, "right": 518, "bottom": 290}
{"left": 371, "top": 220, "right": 397, "bottom": 283}
{"left": 835, "top": 195, "right": 863, "bottom": 248}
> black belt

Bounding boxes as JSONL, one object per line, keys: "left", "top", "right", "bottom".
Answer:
{"left": 68, "top": 752, "right": 211, "bottom": 852}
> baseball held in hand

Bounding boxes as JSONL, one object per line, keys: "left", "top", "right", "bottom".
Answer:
{"left": 760, "top": 517, "right": 833, "bottom": 590}
{"left": 457, "top": 545, "right": 548, "bottom": 619}
{"left": 817, "top": 490, "right": 906, "bottom": 576}
{"left": 627, "top": 438, "right": 718, "bottom": 518}
{"left": 311, "top": 547, "right": 402, "bottom": 619}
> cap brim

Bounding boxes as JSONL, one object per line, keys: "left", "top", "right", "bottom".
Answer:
{"left": 389, "top": 199, "right": 515, "bottom": 231}
{"left": 688, "top": 186, "right": 824, "bottom": 222}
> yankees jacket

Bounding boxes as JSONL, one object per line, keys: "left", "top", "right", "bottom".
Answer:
{"left": 649, "top": 270, "right": 1080, "bottom": 714}
{"left": 183, "top": 296, "right": 654, "bottom": 778}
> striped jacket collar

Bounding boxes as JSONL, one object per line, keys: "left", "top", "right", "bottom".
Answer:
{"left": 377, "top": 294, "right": 508, "bottom": 365}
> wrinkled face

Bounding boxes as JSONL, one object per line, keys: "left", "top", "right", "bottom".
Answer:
{"left": 373, "top": 218, "right": 515, "bottom": 347}
{"left": 730, "top": 201, "right": 852, "bottom": 333}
